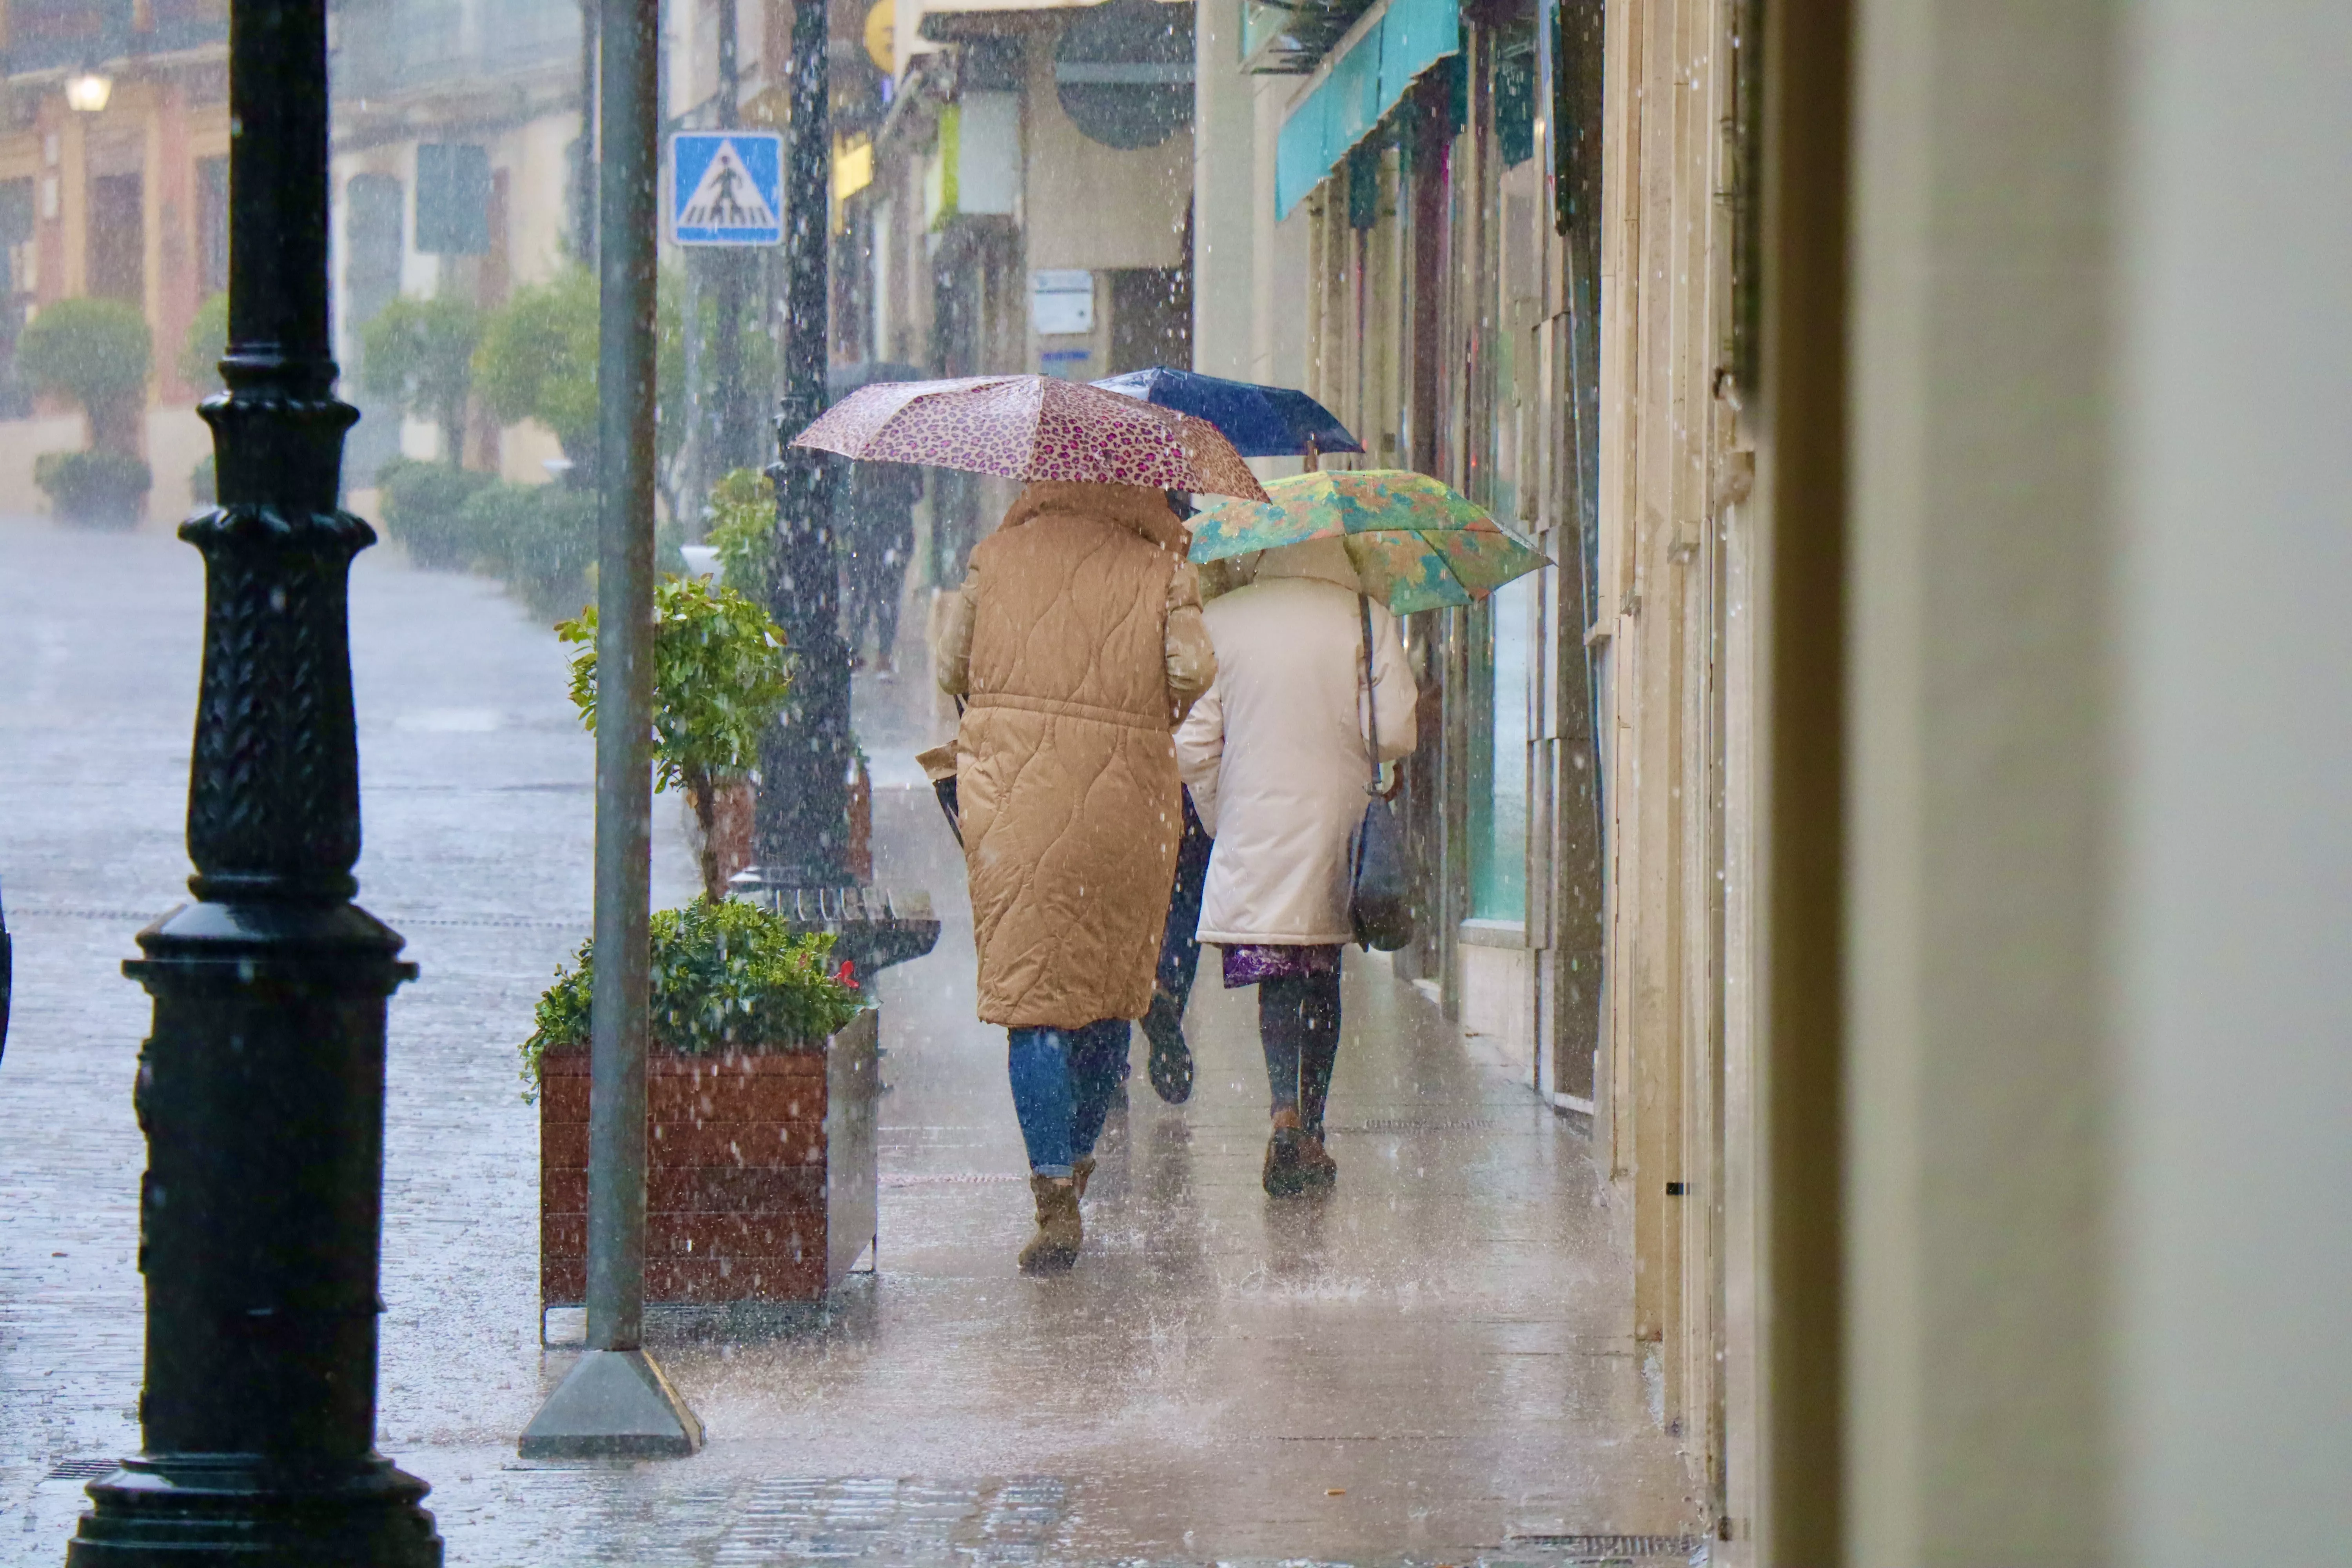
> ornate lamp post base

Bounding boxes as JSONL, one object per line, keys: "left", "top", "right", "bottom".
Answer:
{"left": 67, "top": 1454, "right": 436, "bottom": 1565}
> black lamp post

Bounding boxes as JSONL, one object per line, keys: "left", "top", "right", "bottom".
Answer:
{"left": 757, "top": 0, "right": 850, "bottom": 885}
{"left": 64, "top": 0, "right": 441, "bottom": 1561}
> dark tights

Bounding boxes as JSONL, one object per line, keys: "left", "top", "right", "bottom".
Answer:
{"left": 1259, "top": 972, "right": 1342, "bottom": 1133}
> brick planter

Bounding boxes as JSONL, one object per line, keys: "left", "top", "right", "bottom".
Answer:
{"left": 539, "top": 1008, "right": 879, "bottom": 1306}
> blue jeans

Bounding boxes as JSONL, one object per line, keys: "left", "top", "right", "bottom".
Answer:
{"left": 1007, "top": 1020, "right": 1129, "bottom": 1177}
{"left": 1151, "top": 788, "right": 1213, "bottom": 1020}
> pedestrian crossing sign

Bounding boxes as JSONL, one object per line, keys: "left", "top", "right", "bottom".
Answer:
{"left": 670, "top": 131, "right": 784, "bottom": 246}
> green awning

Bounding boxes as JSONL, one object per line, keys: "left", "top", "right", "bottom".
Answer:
{"left": 1274, "top": 0, "right": 1461, "bottom": 219}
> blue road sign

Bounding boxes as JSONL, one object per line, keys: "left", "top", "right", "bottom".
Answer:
{"left": 671, "top": 131, "right": 784, "bottom": 246}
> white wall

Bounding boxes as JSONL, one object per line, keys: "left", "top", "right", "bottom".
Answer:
{"left": 2114, "top": 4, "right": 2352, "bottom": 1563}
{"left": 1842, "top": 1, "right": 2352, "bottom": 1562}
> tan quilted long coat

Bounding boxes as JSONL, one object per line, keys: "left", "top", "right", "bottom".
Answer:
{"left": 938, "top": 482, "right": 1216, "bottom": 1027}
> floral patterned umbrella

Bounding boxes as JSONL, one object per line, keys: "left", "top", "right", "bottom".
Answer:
{"left": 788, "top": 374, "right": 1270, "bottom": 501}
{"left": 1187, "top": 469, "right": 1549, "bottom": 613}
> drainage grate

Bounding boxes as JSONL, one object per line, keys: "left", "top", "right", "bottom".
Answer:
{"left": 46, "top": 1459, "right": 118, "bottom": 1481}
{"left": 1331, "top": 1116, "right": 1500, "bottom": 1134}
{"left": 878, "top": 1172, "right": 1025, "bottom": 1186}
{"left": 1504, "top": 1535, "right": 1709, "bottom": 1561}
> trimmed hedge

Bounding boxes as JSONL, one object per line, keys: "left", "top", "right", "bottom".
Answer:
{"left": 377, "top": 457, "right": 495, "bottom": 569}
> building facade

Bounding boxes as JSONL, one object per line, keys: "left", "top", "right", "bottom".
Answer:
{"left": 0, "top": 0, "right": 585, "bottom": 522}
{"left": 0, "top": 0, "right": 230, "bottom": 518}
{"left": 1191, "top": 0, "right": 1760, "bottom": 1523}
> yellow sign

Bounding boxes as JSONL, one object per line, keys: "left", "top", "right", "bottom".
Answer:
{"left": 832, "top": 136, "right": 874, "bottom": 233}
{"left": 863, "top": 0, "right": 895, "bottom": 75}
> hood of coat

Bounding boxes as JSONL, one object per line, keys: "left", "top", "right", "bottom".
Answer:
{"left": 1002, "top": 481, "right": 1188, "bottom": 552}
{"left": 1249, "top": 534, "right": 1361, "bottom": 593}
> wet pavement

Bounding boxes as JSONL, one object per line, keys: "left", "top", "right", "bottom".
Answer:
{"left": 0, "top": 515, "right": 1704, "bottom": 1564}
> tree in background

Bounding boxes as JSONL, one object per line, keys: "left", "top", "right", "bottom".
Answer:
{"left": 475, "top": 266, "right": 684, "bottom": 493}
{"left": 178, "top": 292, "right": 227, "bottom": 399}
{"left": 557, "top": 575, "right": 793, "bottom": 902}
{"left": 360, "top": 295, "right": 483, "bottom": 465}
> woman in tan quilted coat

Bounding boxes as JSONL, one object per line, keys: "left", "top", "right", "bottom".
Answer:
{"left": 938, "top": 480, "right": 1215, "bottom": 1273}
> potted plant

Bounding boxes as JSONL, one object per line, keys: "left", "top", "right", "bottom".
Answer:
{"left": 19, "top": 296, "right": 153, "bottom": 528}
{"left": 556, "top": 572, "right": 793, "bottom": 902}
{"left": 523, "top": 897, "right": 876, "bottom": 1306}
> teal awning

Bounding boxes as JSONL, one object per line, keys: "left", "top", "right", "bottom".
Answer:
{"left": 1274, "top": 0, "right": 1461, "bottom": 219}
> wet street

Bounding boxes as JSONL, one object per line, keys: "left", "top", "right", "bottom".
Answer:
{"left": 0, "top": 515, "right": 1702, "bottom": 1564}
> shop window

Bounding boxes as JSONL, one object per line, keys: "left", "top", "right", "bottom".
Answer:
{"left": 1495, "top": 34, "right": 1537, "bottom": 167}
{"left": 1469, "top": 571, "right": 1535, "bottom": 921}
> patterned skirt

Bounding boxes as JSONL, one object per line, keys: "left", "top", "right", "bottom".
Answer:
{"left": 1220, "top": 943, "right": 1343, "bottom": 988}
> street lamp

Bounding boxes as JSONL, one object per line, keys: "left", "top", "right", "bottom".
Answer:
{"left": 62, "top": 0, "right": 442, "bottom": 1559}
{"left": 757, "top": 0, "right": 849, "bottom": 885}
{"left": 64, "top": 70, "right": 111, "bottom": 113}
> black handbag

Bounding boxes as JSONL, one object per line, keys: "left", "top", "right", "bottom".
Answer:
{"left": 1348, "top": 596, "right": 1415, "bottom": 951}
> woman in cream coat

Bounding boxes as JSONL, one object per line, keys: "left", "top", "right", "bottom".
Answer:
{"left": 1175, "top": 535, "right": 1417, "bottom": 1194}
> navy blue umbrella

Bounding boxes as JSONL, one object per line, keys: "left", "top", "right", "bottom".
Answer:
{"left": 1092, "top": 367, "right": 1364, "bottom": 460}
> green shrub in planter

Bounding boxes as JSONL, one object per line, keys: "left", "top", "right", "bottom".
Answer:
{"left": 519, "top": 896, "right": 863, "bottom": 1096}
{"left": 379, "top": 458, "right": 494, "bottom": 569}
{"left": 34, "top": 451, "right": 152, "bottom": 530}
{"left": 557, "top": 573, "right": 793, "bottom": 901}
{"left": 18, "top": 297, "right": 152, "bottom": 457}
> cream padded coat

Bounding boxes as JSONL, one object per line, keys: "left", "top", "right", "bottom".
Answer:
{"left": 1176, "top": 538, "right": 1417, "bottom": 947}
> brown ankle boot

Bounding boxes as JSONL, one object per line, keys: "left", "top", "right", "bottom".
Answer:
{"left": 1297, "top": 1128, "right": 1338, "bottom": 1189}
{"left": 1019, "top": 1175, "right": 1082, "bottom": 1274}
{"left": 1263, "top": 1109, "right": 1312, "bottom": 1197}
{"left": 1072, "top": 1155, "right": 1097, "bottom": 1200}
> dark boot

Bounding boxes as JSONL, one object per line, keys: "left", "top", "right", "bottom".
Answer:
{"left": 1142, "top": 995, "right": 1194, "bottom": 1105}
{"left": 1019, "top": 1176, "right": 1082, "bottom": 1274}
{"left": 1263, "top": 1109, "right": 1312, "bottom": 1197}
{"left": 1072, "top": 1154, "right": 1097, "bottom": 1200}
{"left": 1296, "top": 1128, "right": 1338, "bottom": 1190}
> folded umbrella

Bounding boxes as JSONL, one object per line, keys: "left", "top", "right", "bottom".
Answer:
{"left": 1187, "top": 469, "right": 1548, "bottom": 614}
{"left": 789, "top": 374, "right": 1269, "bottom": 501}
{"left": 1091, "top": 367, "right": 1363, "bottom": 460}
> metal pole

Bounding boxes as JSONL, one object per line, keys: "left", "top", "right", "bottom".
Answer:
{"left": 519, "top": 0, "right": 702, "bottom": 1459}
{"left": 757, "top": 0, "right": 850, "bottom": 884}
{"left": 586, "top": 0, "right": 659, "bottom": 1362}
{"left": 575, "top": 0, "right": 598, "bottom": 264}
{"left": 707, "top": 0, "right": 750, "bottom": 476}
{"left": 66, "top": 0, "right": 441, "bottom": 1559}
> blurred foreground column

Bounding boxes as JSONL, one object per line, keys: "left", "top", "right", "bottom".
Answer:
{"left": 65, "top": 0, "right": 441, "bottom": 1561}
